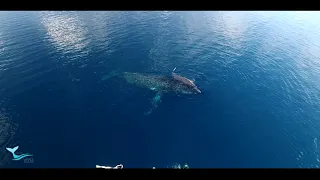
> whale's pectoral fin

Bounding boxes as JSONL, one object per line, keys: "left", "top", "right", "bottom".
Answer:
{"left": 144, "top": 92, "right": 162, "bottom": 115}
{"left": 100, "top": 70, "right": 120, "bottom": 82}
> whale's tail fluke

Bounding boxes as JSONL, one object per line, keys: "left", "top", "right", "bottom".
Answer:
{"left": 6, "top": 146, "right": 33, "bottom": 160}
{"left": 6, "top": 146, "right": 19, "bottom": 154}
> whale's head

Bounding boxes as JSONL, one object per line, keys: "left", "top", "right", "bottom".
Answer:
{"left": 177, "top": 83, "right": 202, "bottom": 95}
{"left": 171, "top": 73, "right": 201, "bottom": 94}
{"left": 188, "top": 84, "right": 201, "bottom": 94}
{"left": 192, "top": 86, "right": 201, "bottom": 94}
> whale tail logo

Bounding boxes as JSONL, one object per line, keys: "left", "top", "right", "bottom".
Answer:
{"left": 6, "top": 146, "right": 33, "bottom": 161}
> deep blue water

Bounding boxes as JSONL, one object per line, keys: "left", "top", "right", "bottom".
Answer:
{"left": 0, "top": 11, "right": 320, "bottom": 168}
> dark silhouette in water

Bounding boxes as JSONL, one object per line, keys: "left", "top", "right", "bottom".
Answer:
{"left": 101, "top": 69, "right": 201, "bottom": 115}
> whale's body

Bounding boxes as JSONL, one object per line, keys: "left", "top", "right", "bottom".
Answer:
{"left": 102, "top": 69, "right": 201, "bottom": 115}
{"left": 122, "top": 72, "right": 200, "bottom": 95}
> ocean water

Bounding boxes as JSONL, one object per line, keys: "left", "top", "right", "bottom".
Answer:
{"left": 0, "top": 11, "right": 320, "bottom": 168}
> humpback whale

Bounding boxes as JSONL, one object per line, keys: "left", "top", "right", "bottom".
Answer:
{"left": 101, "top": 69, "right": 201, "bottom": 115}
